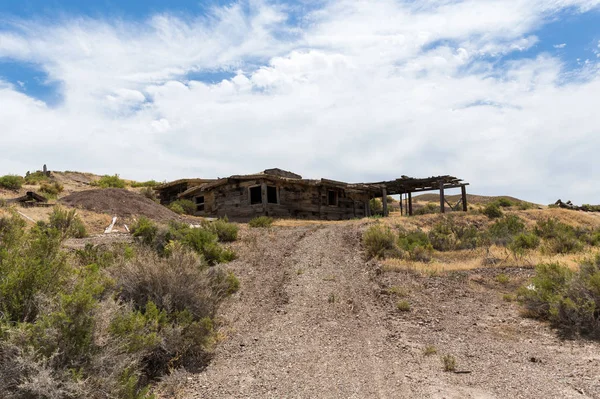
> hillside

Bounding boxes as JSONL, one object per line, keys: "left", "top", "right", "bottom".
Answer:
{"left": 2, "top": 171, "right": 600, "bottom": 398}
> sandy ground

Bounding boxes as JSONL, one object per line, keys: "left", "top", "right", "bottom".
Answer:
{"left": 179, "top": 223, "right": 600, "bottom": 399}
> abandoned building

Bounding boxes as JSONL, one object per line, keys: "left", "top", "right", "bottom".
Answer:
{"left": 154, "top": 169, "right": 469, "bottom": 221}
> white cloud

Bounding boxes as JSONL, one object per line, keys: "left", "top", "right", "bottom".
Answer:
{"left": 554, "top": 43, "right": 567, "bottom": 48}
{"left": 1, "top": 0, "right": 600, "bottom": 204}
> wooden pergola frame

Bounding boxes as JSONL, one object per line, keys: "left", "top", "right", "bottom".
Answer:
{"left": 367, "top": 175, "right": 469, "bottom": 216}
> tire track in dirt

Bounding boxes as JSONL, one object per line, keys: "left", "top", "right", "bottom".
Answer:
{"left": 184, "top": 224, "right": 408, "bottom": 398}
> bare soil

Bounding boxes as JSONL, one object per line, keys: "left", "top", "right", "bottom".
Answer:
{"left": 181, "top": 223, "right": 600, "bottom": 399}
{"left": 60, "top": 188, "right": 179, "bottom": 222}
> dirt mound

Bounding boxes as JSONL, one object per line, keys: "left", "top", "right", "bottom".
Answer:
{"left": 60, "top": 188, "right": 179, "bottom": 222}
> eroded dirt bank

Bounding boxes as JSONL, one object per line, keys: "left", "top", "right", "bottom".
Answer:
{"left": 183, "top": 223, "right": 600, "bottom": 399}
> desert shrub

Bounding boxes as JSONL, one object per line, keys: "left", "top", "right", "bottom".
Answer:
{"left": 363, "top": 224, "right": 396, "bottom": 259}
{"left": 398, "top": 229, "right": 433, "bottom": 262}
{"left": 139, "top": 187, "right": 157, "bottom": 201}
{"left": 39, "top": 181, "right": 64, "bottom": 196}
{"left": 204, "top": 218, "right": 238, "bottom": 242}
{"left": 423, "top": 345, "right": 437, "bottom": 356}
{"left": 168, "top": 203, "right": 185, "bottom": 214}
{"left": 428, "top": 217, "right": 480, "bottom": 251}
{"left": 482, "top": 203, "right": 503, "bottom": 219}
{"left": 130, "top": 180, "right": 159, "bottom": 188}
{"left": 508, "top": 232, "right": 540, "bottom": 255}
{"left": 93, "top": 174, "right": 126, "bottom": 188}
{"left": 495, "top": 273, "right": 510, "bottom": 285}
{"left": 495, "top": 198, "right": 513, "bottom": 208}
{"left": 534, "top": 218, "right": 584, "bottom": 254}
{"left": 24, "top": 171, "right": 49, "bottom": 185}
{"left": 248, "top": 216, "right": 273, "bottom": 228}
{"left": 518, "top": 201, "right": 535, "bottom": 210}
{"left": 130, "top": 217, "right": 159, "bottom": 246}
{"left": 0, "top": 216, "right": 69, "bottom": 323}
{"left": 487, "top": 215, "right": 526, "bottom": 246}
{"left": 0, "top": 213, "right": 239, "bottom": 398}
{"left": 519, "top": 257, "right": 600, "bottom": 339}
{"left": 369, "top": 198, "right": 383, "bottom": 215}
{"left": 442, "top": 354, "right": 457, "bottom": 371}
{"left": 0, "top": 174, "right": 24, "bottom": 190}
{"left": 396, "top": 300, "right": 411, "bottom": 312}
{"left": 169, "top": 199, "right": 196, "bottom": 215}
{"left": 414, "top": 202, "right": 439, "bottom": 215}
{"left": 47, "top": 207, "right": 87, "bottom": 238}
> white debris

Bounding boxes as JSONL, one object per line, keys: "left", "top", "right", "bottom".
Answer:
{"left": 124, "top": 224, "right": 130, "bottom": 233}
{"left": 526, "top": 284, "right": 536, "bottom": 291}
{"left": 104, "top": 216, "right": 118, "bottom": 234}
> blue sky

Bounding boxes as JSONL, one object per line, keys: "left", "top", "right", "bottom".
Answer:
{"left": 1, "top": 0, "right": 600, "bottom": 203}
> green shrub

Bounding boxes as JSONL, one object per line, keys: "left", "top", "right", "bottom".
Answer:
{"left": 47, "top": 206, "right": 87, "bottom": 238}
{"left": 423, "top": 345, "right": 437, "bottom": 356}
{"left": 442, "top": 354, "right": 457, "bottom": 372}
{"left": 396, "top": 300, "right": 411, "bottom": 312}
{"left": 0, "top": 213, "right": 238, "bottom": 398}
{"left": 414, "top": 202, "right": 439, "bottom": 215}
{"left": 204, "top": 218, "right": 238, "bottom": 242}
{"left": 495, "top": 273, "right": 510, "bottom": 285}
{"left": 398, "top": 229, "right": 433, "bottom": 262}
{"left": 488, "top": 215, "right": 525, "bottom": 246}
{"left": 248, "top": 216, "right": 273, "bottom": 228}
{"left": 169, "top": 203, "right": 185, "bottom": 214}
{"left": 369, "top": 198, "right": 383, "bottom": 215}
{"left": 0, "top": 216, "right": 68, "bottom": 323}
{"left": 0, "top": 174, "right": 24, "bottom": 190}
{"left": 363, "top": 224, "right": 396, "bottom": 259}
{"left": 130, "top": 217, "right": 159, "bottom": 246}
{"left": 130, "top": 180, "right": 159, "bottom": 188}
{"left": 93, "top": 174, "right": 126, "bottom": 188}
{"left": 509, "top": 232, "right": 540, "bottom": 255}
{"left": 428, "top": 217, "right": 480, "bottom": 251}
{"left": 482, "top": 203, "right": 503, "bottom": 219}
{"left": 39, "top": 181, "right": 64, "bottom": 196}
{"left": 534, "top": 218, "right": 584, "bottom": 254}
{"left": 24, "top": 171, "right": 49, "bottom": 184}
{"left": 495, "top": 198, "right": 513, "bottom": 208}
{"left": 139, "top": 186, "right": 157, "bottom": 201}
{"left": 518, "top": 258, "right": 600, "bottom": 338}
{"left": 169, "top": 199, "right": 196, "bottom": 215}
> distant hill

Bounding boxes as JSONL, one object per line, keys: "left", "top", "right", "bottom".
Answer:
{"left": 412, "top": 193, "right": 539, "bottom": 206}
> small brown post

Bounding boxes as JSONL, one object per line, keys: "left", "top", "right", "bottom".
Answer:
{"left": 439, "top": 180, "right": 445, "bottom": 214}
{"left": 261, "top": 182, "right": 268, "bottom": 215}
{"left": 461, "top": 185, "right": 468, "bottom": 212}
{"left": 382, "top": 188, "right": 388, "bottom": 217}
{"left": 408, "top": 192, "right": 413, "bottom": 216}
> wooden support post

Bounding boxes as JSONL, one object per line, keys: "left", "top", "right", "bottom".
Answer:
{"left": 439, "top": 181, "right": 445, "bottom": 214}
{"left": 461, "top": 185, "right": 468, "bottom": 212}
{"left": 399, "top": 193, "right": 403, "bottom": 215}
{"left": 261, "top": 183, "right": 268, "bottom": 215}
{"left": 408, "top": 192, "right": 413, "bottom": 216}
{"left": 382, "top": 188, "right": 388, "bottom": 217}
{"left": 365, "top": 197, "right": 371, "bottom": 217}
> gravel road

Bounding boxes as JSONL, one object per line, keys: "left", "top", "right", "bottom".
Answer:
{"left": 182, "top": 223, "right": 600, "bottom": 399}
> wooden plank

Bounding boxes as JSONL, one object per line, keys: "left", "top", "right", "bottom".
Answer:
{"left": 408, "top": 192, "right": 413, "bottom": 216}
{"left": 461, "top": 185, "right": 468, "bottom": 212}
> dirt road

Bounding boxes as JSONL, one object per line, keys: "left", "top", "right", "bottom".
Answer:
{"left": 183, "top": 223, "right": 600, "bottom": 399}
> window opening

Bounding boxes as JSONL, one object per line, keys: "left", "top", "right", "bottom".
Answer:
{"left": 195, "top": 196, "right": 205, "bottom": 212}
{"left": 250, "top": 186, "right": 262, "bottom": 205}
{"left": 328, "top": 190, "right": 338, "bottom": 206}
{"left": 267, "top": 186, "right": 278, "bottom": 204}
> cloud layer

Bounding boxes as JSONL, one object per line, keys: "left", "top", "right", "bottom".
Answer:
{"left": 1, "top": 0, "right": 600, "bottom": 203}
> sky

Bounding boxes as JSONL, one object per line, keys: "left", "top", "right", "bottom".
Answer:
{"left": 1, "top": 1, "right": 599, "bottom": 204}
